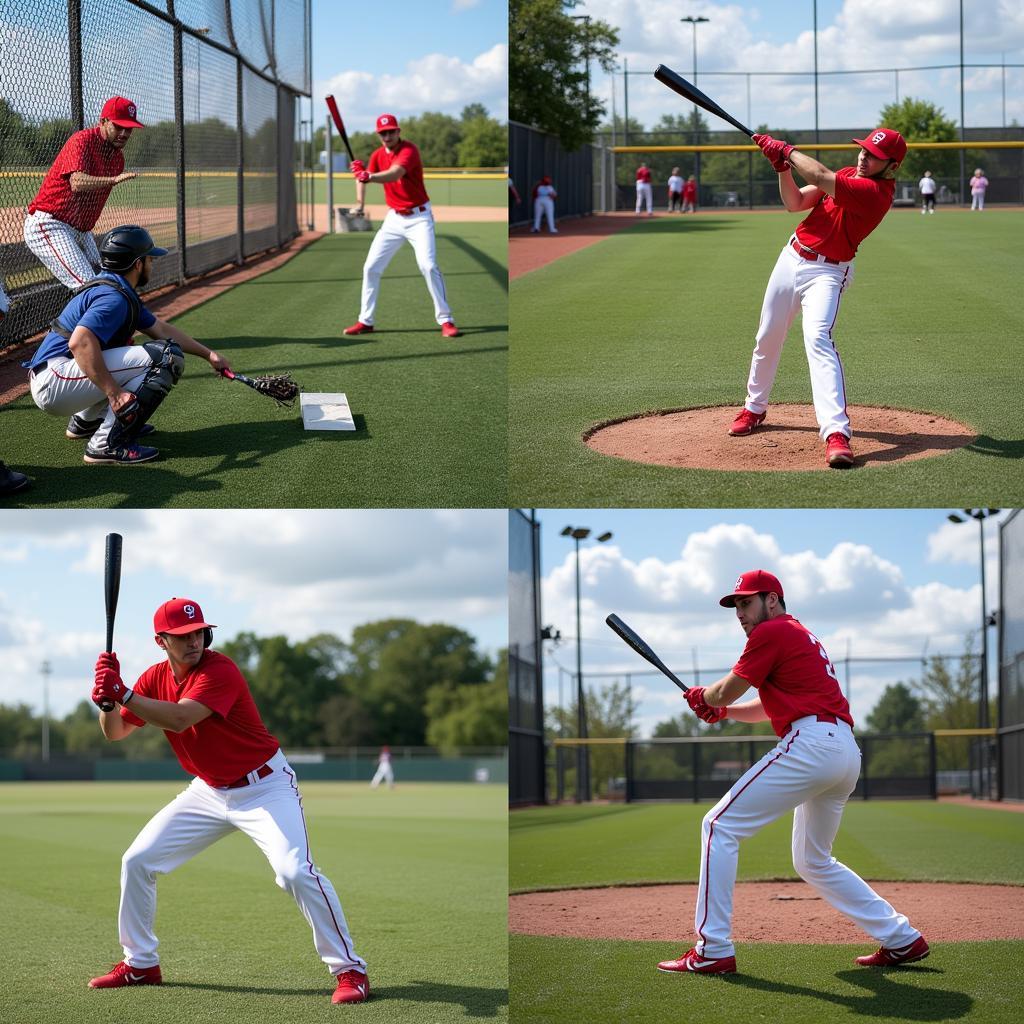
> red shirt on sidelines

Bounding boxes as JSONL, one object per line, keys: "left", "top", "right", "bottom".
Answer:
{"left": 732, "top": 614, "right": 854, "bottom": 737}
{"left": 368, "top": 139, "right": 430, "bottom": 211}
{"left": 795, "top": 166, "right": 894, "bottom": 262}
{"left": 636, "top": 166, "right": 652, "bottom": 184}
{"left": 121, "top": 651, "right": 280, "bottom": 787}
{"left": 28, "top": 126, "right": 125, "bottom": 231}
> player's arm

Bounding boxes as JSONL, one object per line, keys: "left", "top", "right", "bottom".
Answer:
{"left": 69, "top": 171, "right": 137, "bottom": 192}
{"left": 777, "top": 169, "right": 823, "bottom": 212}
{"left": 368, "top": 164, "right": 406, "bottom": 184}
{"left": 721, "top": 694, "right": 770, "bottom": 723}
{"left": 787, "top": 150, "right": 836, "bottom": 198}
{"left": 98, "top": 708, "right": 138, "bottom": 740}
{"left": 702, "top": 671, "right": 752, "bottom": 707}
{"left": 68, "top": 324, "right": 136, "bottom": 412}
{"left": 142, "top": 319, "right": 230, "bottom": 374}
{"left": 123, "top": 694, "right": 213, "bottom": 732}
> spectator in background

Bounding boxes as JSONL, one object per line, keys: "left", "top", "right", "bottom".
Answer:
{"left": 668, "top": 167, "right": 684, "bottom": 212}
{"left": 970, "top": 168, "right": 989, "bottom": 211}
{"left": 682, "top": 175, "right": 698, "bottom": 214}
{"left": 918, "top": 170, "right": 936, "bottom": 215}
{"left": 531, "top": 175, "right": 558, "bottom": 233}
{"left": 635, "top": 162, "right": 653, "bottom": 216}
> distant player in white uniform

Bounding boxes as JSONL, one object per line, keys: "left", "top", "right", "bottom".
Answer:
{"left": 635, "top": 163, "right": 653, "bottom": 216}
{"left": 667, "top": 168, "right": 684, "bottom": 212}
{"left": 918, "top": 170, "right": 936, "bottom": 214}
{"left": 531, "top": 176, "right": 558, "bottom": 233}
{"left": 343, "top": 113, "right": 460, "bottom": 339}
{"left": 88, "top": 597, "right": 370, "bottom": 1005}
{"left": 24, "top": 96, "right": 143, "bottom": 289}
{"left": 370, "top": 745, "right": 395, "bottom": 789}
{"left": 656, "top": 569, "right": 930, "bottom": 976}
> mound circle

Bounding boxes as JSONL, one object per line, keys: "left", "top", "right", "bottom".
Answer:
{"left": 510, "top": 880, "right": 1024, "bottom": 943}
{"left": 583, "top": 404, "right": 976, "bottom": 472}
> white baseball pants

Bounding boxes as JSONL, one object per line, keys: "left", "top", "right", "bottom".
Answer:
{"left": 971, "top": 194, "right": 985, "bottom": 210}
{"left": 743, "top": 239, "right": 854, "bottom": 440}
{"left": 29, "top": 347, "right": 154, "bottom": 450}
{"left": 24, "top": 210, "right": 101, "bottom": 288}
{"left": 370, "top": 762, "right": 394, "bottom": 788}
{"left": 635, "top": 182, "right": 653, "bottom": 215}
{"left": 694, "top": 717, "right": 922, "bottom": 959}
{"left": 117, "top": 749, "right": 365, "bottom": 975}
{"left": 533, "top": 196, "right": 556, "bottom": 232}
{"left": 358, "top": 204, "right": 453, "bottom": 326}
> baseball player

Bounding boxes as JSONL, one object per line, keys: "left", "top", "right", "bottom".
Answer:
{"left": 635, "top": 163, "right": 654, "bottom": 216}
{"left": 727, "top": 128, "right": 907, "bottom": 468}
{"left": 918, "top": 170, "right": 937, "bottom": 214}
{"left": 88, "top": 597, "right": 370, "bottom": 1005}
{"left": 343, "top": 113, "right": 460, "bottom": 339}
{"left": 657, "top": 569, "right": 930, "bottom": 976}
{"left": 682, "top": 175, "right": 698, "bottom": 214}
{"left": 970, "top": 169, "right": 989, "bottom": 210}
{"left": 0, "top": 286, "right": 30, "bottom": 495}
{"left": 667, "top": 167, "right": 684, "bottom": 213}
{"left": 370, "top": 745, "right": 395, "bottom": 789}
{"left": 22, "top": 225, "right": 230, "bottom": 465}
{"left": 531, "top": 176, "right": 558, "bottom": 233}
{"left": 24, "top": 96, "right": 143, "bottom": 289}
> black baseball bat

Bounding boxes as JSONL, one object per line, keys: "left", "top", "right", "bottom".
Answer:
{"left": 605, "top": 613, "right": 690, "bottom": 693}
{"left": 100, "top": 533, "right": 123, "bottom": 712}
{"left": 654, "top": 64, "right": 755, "bottom": 138}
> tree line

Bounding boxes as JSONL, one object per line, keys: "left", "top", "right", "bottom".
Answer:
{"left": 0, "top": 619, "right": 507, "bottom": 760}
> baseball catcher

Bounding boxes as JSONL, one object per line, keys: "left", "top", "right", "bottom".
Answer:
{"left": 88, "top": 597, "right": 370, "bottom": 1004}
{"left": 657, "top": 570, "right": 929, "bottom": 975}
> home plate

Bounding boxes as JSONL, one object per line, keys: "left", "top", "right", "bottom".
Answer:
{"left": 300, "top": 392, "right": 356, "bottom": 431}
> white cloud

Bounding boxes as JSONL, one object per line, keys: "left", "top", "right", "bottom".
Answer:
{"left": 452, "top": 0, "right": 482, "bottom": 9}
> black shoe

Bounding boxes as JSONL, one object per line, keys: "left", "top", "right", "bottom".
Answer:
{"left": 83, "top": 444, "right": 159, "bottom": 465}
{"left": 0, "top": 461, "right": 31, "bottom": 495}
{"left": 67, "top": 415, "right": 155, "bottom": 440}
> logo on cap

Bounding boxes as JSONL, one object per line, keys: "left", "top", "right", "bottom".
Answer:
{"left": 734, "top": 576, "right": 744, "bottom": 590}
{"left": 184, "top": 604, "right": 196, "bottom": 619}
{"left": 872, "top": 131, "right": 886, "bottom": 145}
{"left": 128, "top": 103, "right": 137, "bottom": 118}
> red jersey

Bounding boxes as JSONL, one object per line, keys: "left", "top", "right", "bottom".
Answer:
{"left": 795, "top": 166, "right": 894, "bottom": 262}
{"left": 682, "top": 181, "right": 697, "bottom": 201}
{"left": 28, "top": 126, "right": 125, "bottom": 231}
{"left": 121, "top": 650, "right": 280, "bottom": 787}
{"left": 636, "top": 166, "right": 652, "bottom": 184}
{"left": 731, "top": 614, "right": 854, "bottom": 737}
{"left": 368, "top": 139, "right": 430, "bottom": 211}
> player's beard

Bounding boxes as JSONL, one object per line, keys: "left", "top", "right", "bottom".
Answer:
{"left": 136, "top": 261, "right": 150, "bottom": 287}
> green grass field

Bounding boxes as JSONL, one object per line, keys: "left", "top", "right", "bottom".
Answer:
{"left": 510, "top": 800, "right": 1024, "bottom": 1023}
{"left": 307, "top": 176, "right": 507, "bottom": 208}
{"left": 509, "top": 209, "right": 1024, "bottom": 507}
{"left": 3, "top": 223, "right": 507, "bottom": 508}
{"left": 1, "top": 781, "right": 507, "bottom": 1022}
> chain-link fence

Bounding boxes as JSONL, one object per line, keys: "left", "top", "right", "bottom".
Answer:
{"left": 0, "top": 0, "right": 311, "bottom": 351}
{"left": 509, "top": 120, "right": 595, "bottom": 228}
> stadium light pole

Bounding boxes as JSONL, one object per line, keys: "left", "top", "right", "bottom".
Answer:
{"left": 41, "top": 660, "right": 51, "bottom": 762}
{"left": 947, "top": 509, "right": 1001, "bottom": 729}
{"left": 561, "top": 525, "right": 613, "bottom": 802}
{"left": 959, "top": 0, "right": 966, "bottom": 204}
{"left": 681, "top": 17, "right": 709, "bottom": 185}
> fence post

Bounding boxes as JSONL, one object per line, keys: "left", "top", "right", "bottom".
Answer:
{"left": 625, "top": 740, "right": 633, "bottom": 803}
{"left": 236, "top": 60, "right": 245, "bottom": 264}
{"left": 928, "top": 732, "right": 937, "bottom": 799}
{"left": 68, "top": 0, "right": 84, "bottom": 131}
{"left": 172, "top": 24, "right": 187, "bottom": 284}
{"left": 692, "top": 740, "right": 699, "bottom": 803}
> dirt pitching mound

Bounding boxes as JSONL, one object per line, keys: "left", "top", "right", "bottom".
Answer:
{"left": 510, "top": 880, "right": 1024, "bottom": 943}
{"left": 583, "top": 403, "right": 976, "bottom": 472}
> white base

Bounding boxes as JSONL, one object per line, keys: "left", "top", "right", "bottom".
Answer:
{"left": 300, "top": 392, "right": 356, "bottom": 431}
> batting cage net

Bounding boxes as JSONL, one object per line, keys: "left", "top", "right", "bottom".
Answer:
{"left": 509, "top": 121, "right": 596, "bottom": 228}
{"left": 0, "top": 0, "right": 311, "bottom": 351}
{"left": 510, "top": 509, "right": 545, "bottom": 806}
{"left": 999, "top": 510, "right": 1024, "bottom": 800}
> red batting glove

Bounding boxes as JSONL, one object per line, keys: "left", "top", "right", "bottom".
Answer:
{"left": 93, "top": 665, "right": 133, "bottom": 707}
{"left": 685, "top": 685, "right": 727, "bottom": 724}
{"left": 355, "top": 170, "right": 370, "bottom": 183}
{"left": 95, "top": 651, "right": 120, "bottom": 674}
{"left": 350, "top": 159, "right": 366, "bottom": 174}
{"left": 754, "top": 134, "right": 794, "bottom": 172}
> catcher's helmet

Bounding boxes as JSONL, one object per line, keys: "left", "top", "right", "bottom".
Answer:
{"left": 99, "top": 225, "right": 168, "bottom": 271}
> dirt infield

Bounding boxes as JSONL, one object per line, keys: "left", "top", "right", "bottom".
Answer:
{"left": 584, "top": 403, "right": 977, "bottom": 471}
{"left": 510, "top": 880, "right": 1024, "bottom": 944}
{"left": 510, "top": 212, "right": 641, "bottom": 278}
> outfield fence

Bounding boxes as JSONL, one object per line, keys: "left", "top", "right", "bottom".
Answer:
{"left": 0, "top": 0, "right": 312, "bottom": 351}
{"left": 509, "top": 120, "right": 595, "bottom": 227}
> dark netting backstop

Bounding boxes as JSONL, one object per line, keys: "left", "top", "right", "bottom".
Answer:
{"left": 1000, "top": 510, "right": 1024, "bottom": 800}
{"left": 510, "top": 509, "right": 544, "bottom": 806}
{"left": 509, "top": 121, "right": 595, "bottom": 228}
{"left": 0, "top": 0, "right": 310, "bottom": 350}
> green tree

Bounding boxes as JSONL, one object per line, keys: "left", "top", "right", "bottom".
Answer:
{"left": 511, "top": 0, "right": 619, "bottom": 150}
{"left": 876, "top": 97, "right": 958, "bottom": 184}
{"left": 460, "top": 103, "right": 490, "bottom": 123}
{"left": 400, "top": 112, "right": 462, "bottom": 166}
{"left": 457, "top": 116, "right": 508, "bottom": 167}
{"left": 864, "top": 683, "right": 926, "bottom": 734}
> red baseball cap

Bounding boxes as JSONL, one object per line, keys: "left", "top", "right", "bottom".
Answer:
{"left": 852, "top": 127, "right": 906, "bottom": 164}
{"left": 719, "top": 570, "right": 784, "bottom": 608}
{"left": 101, "top": 96, "right": 145, "bottom": 129}
{"left": 153, "top": 597, "right": 216, "bottom": 635}
{"left": 375, "top": 113, "right": 400, "bottom": 132}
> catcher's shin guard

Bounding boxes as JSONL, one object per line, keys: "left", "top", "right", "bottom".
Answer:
{"left": 108, "top": 341, "right": 184, "bottom": 447}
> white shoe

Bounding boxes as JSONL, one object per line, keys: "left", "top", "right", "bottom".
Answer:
{"left": 921, "top": 209, "right": 926, "bottom": 214}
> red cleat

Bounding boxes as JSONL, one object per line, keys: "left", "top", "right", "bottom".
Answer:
{"left": 88, "top": 960, "right": 162, "bottom": 988}
{"left": 728, "top": 408, "right": 766, "bottom": 436}
{"left": 441, "top": 321, "right": 461, "bottom": 338}
{"left": 825, "top": 431, "right": 854, "bottom": 468}
{"left": 343, "top": 322, "right": 374, "bottom": 336}
{"left": 332, "top": 968, "right": 371, "bottom": 1004}
{"left": 855, "top": 935, "right": 929, "bottom": 967}
{"left": 657, "top": 947, "right": 737, "bottom": 975}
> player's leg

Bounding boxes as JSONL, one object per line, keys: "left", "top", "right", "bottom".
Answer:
{"left": 118, "top": 783, "right": 234, "bottom": 966}
{"left": 791, "top": 733, "right": 922, "bottom": 948}
{"left": 532, "top": 198, "right": 542, "bottom": 231}
{"left": 23, "top": 211, "right": 96, "bottom": 288}
{"left": 230, "top": 757, "right": 367, "bottom": 976}
{"left": 797, "top": 260, "right": 854, "bottom": 440}
{"left": 82, "top": 228, "right": 102, "bottom": 274}
{"left": 635, "top": 187, "right": 642, "bottom": 214}
{"left": 370, "top": 765, "right": 383, "bottom": 787}
{"left": 742, "top": 245, "right": 802, "bottom": 414}
{"left": 357, "top": 216, "right": 404, "bottom": 325}
{"left": 405, "top": 217, "right": 453, "bottom": 325}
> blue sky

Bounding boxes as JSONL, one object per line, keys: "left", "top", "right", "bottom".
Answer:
{"left": 311, "top": 0, "right": 507, "bottom": 129}
{"left": 0, "top": 510, "right": 507, "bottom": 720}
{"left": 534, "top": 508, "right": 1012, "bottom": 737}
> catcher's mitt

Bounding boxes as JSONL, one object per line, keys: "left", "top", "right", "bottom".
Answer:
{"left": 222, "top": 369, "right": 300, "bottom": 407}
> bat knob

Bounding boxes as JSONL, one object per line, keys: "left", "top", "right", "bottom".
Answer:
{"left": 99, "top": 699, "right": 115, "bottom": 713}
